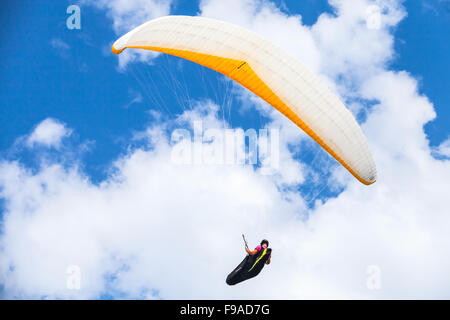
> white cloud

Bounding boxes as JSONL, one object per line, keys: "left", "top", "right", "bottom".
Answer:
{"left": 312, "top": 0, "right": 406, "bottom": 78}
{"left": 433, "top": 137, "right": 450, "bottom": 158}
{"left": 1, "top": 0, "right": 450, "bottom": 299}
{"left": 83, "top": 0, "right": 174, "bottom": 68}
{"left": 200, "top": 0, "right": 322, "bottom": 73}
{"left": 0, "top": 104, "right": 307, "bottom": 299}
{"left": 86, "top": 0, "right": 172, "bottom": 34}
{"left": 27, "top": 118, "right": 72, "bottom": 149}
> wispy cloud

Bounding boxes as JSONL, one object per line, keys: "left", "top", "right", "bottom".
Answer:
{"left": 50, "top": 38, "right": 71, "bottom": 51}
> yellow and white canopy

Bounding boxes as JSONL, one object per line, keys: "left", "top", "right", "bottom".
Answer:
{"left": 112, "top": 15, "right": 377, "bottom": 185}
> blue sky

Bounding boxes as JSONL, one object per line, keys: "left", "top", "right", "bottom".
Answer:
{"left": 1, "top": 0, "right": 447, "bottom": 183}
{"left": 0, "top": 0, "right": 449, "bottom": 299}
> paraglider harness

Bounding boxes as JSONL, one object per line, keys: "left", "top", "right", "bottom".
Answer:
{"left": 226, "top": 235, "right": 271, "bottom": 285}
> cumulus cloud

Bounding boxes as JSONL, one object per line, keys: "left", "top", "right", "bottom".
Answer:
{"left": 0, "top": 103, "right": 306, "bottom": 299}
{"left": 312, "top": 0, "right": 405, "bottom": 78}
{"left": 1, "top": 0, "right": 450, "bottom": 299}
{"left": 27, "top": 118, "right": 72, "bottom": 149}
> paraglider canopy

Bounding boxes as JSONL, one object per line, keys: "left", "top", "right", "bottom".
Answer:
{"left": 112, "top": 15, "right": 377, "bottom": 185}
